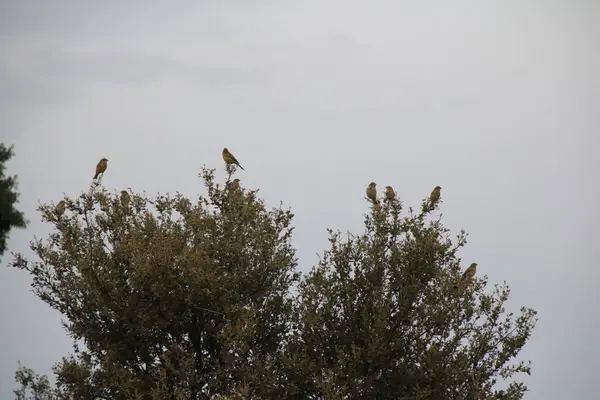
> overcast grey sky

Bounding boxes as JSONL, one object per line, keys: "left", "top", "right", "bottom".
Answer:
{"left": 1, "top": 1, "right": 598, "bottom": 398}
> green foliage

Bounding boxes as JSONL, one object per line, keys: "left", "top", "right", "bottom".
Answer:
{"left": 12, "top": 168, "right": 298, "bottom": 399}
{"left": 285, "top": 196, "right": 537, "bottom": 399}
{"left": 11, "top": 169, "right": 537, "bottom": 399}
{"left": 0, "top": 143, "right": 27, "bottom": 259}
{"left": 13, "top": 363, "right": 57, "bottom": 400}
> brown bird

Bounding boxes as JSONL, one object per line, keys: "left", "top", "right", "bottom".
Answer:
{"left": 222, "top": 148, "right": 244, "bottom": 170}
{"left": 120, "top": 190, "right": 131, "bottom": 207}
{"left": 429, "top": 185, "right": 441, "bottom": 204}
{"left": 55, "top": 200, "right": 66, "bottom": 217}
{"left": 385, "top": 186, "right": 396, "bottom": 201}
{"left": 366, "top": 182, "right": 377, "bottom": 204}
{"left": 227, "top": 178, "right": 241, "bottom": 190}
{"left": 461, "top": 263, "right": 477, "bottom": 281}
{"left": 94, "top": 158, "right": 108, "bottom": 179}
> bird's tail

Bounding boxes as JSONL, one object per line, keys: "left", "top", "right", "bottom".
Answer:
{"left": 238, "top": 164, "right": 245, "bottom": 170}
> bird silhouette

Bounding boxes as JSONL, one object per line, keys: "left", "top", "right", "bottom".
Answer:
{"left": 429, "top": 185, "right": 441, "bottom": 205}
{"left": 222, "top": 148, "right": 244, "bottom": 170}
{"left": 55, "top": 200, "right": 66, "bottom": 217}
{"left": 94, "top": 158, "right": 108, "bottom": 179}
{"left": 366, "top": 182, "right": 377, "bottom": 204}
{"left": 385, "top": 186, "right": 396, "bottom": 201}
{"left": 227, "top": 178, "right": 241, "bottom": 191}
{"left": 461, "top": 263, "right": 477, "bottom": 281}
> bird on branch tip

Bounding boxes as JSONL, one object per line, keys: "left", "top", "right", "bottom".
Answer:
{"left": 55, "top": 200, "right": 66, "bottom": 217}
{"left": 429, "top": 185, "right": 441, "bottom": 204}
{"left": 461, "top": 263, "right": 477, "bottom": 281}
{"left": 366, "top": 182, "right": 378, "bottom": 204}
{"left": 227, "top": 178, "right": 241, "bottom": 190}
{"left": 222, "top": 148, "right": 244, "bottom": 170}
{"left": 94, "top": 158, "right": 108, "bottom": 180}
{"left": 385, "top": 186, "right": 396, "bottom": 200}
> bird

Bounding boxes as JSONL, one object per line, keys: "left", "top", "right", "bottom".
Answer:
{"left": 366, "top": 182, "right": 377, "bottom": 204}
{"left": 385, "top": 186, "right": 396, "bottom": 201}
{"left": 120, "top": 190, "right": 131, "bottom": 207}
{"left": 461, "top": 263, "right": 477, "bottom": 281}
{"left": 222, "top": 148, "right": 244, "bottom": 170}
{"left": 55, "top": 200, "right": 66, "bottom": 217}
{"left": 94, "top": 158, "right": 108, "bottom": 179}
{"left": 227, "top": 178, "right": 241, "bottom": 191}
{"left": 429, "top": 186, "right": 441, "bottom": 204}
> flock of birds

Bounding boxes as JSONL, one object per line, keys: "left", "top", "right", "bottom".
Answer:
{"left": 366, "top": 182, "right": 441, "bottom": 205}
{"left": 365, "top": 182, "right": 477, "bottom": 286}
{"left": 56, "top": 147, "right": 477, "bottom": 286}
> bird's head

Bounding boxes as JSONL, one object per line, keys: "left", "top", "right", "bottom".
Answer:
{"left": 369, "top": 182, "right": 377, "bottom": 188}
{"left": 434, "top": 186, "right": 441, "bottom": 191}
{"left": 385, "top": 186, "right": 393, "bottom": 191}
{"left": 232, "top": 179, "right": 240, "bottom": 184}
{"left": 470, "top": 262, "right": 478, "bottom": 268}
{"left": 101, "top": 158, "right": 108, "bottom": 163}
{"left": 222, "top": 148, "right": 229, "bottom": 154}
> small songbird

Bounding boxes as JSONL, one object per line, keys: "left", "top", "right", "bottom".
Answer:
{"left": 366, "top": 182, "right": 377, "bottom": 204}
{"left": 227, "top": 178, "right": 241, "bottom": 190}
{"left": 120, "top": 190, "right": 131, "bottom": 207}
{"left": 55, "top": 200, "right": 66, "bottom": 217}
{"left": 429, "top": 185, "right": 441, "bottom": 204}
{"left": 461, "top": 263, "right": 477, "bottom": 281}
{"left": 222, "top": 148, "right": 244, "bottom": 170}
{"left": 385, "top": 186, "right": 396, "bottom": 201}
{"left": 94, "top": 158, "right": 108, "bottom": 179}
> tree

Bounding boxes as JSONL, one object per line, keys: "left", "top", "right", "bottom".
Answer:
{"left": 13, "top": 363, "right": 57, "bottom": 400}
{"left": 0, "top": 143, "right": 27, "bottom": 259}
{"left": 11, "top": 169, "right": 537, "bottom": 399}
{"left": 283, "top": 193, "right": 537, "bottom": 399}
{"left": 11, "top": 167, "right": 299, "bottom": 399}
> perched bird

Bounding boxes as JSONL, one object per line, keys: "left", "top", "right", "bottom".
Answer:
{"left": 385, "top": 186, "right": 396, "bottom": 201}
{"left": 429, "top": 186, "right": 441, "bottom": 204}
{"left": 55, "top": 200, "right": 66, "bottom": 217}
{"left": 227, "top": 178, "right": 241, "bottom": 191}
{"left": 222, "top": 148, "right": 244, "bottom": 170}
{"left": 461, "top": 263, "right": 477, "bottom": 281}
{"left": 366, "top": 182, "right": 377, "bottom": 204}
{"left": 120, "top": 190, "right": 131, "bottom": 207}
{"left": 94, "top": 158, "right": 108, "bottom": 179}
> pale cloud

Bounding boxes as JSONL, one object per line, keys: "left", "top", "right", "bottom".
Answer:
{"left": 2, "top": 46, "right": 272, "bottom": 89}
{"left": 0, "top": 1, "right": 597, "bottom": 399}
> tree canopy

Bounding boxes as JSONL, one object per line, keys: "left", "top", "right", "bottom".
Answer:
{"left": 0, "top": 143, "right": 27, "bottom": 259}
{"left": 10, "top": 166, "right": 537, "bottom": 399}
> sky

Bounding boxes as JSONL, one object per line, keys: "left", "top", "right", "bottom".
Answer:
{"left": 0, "top": 0, "right": 598, "bottom": 398}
